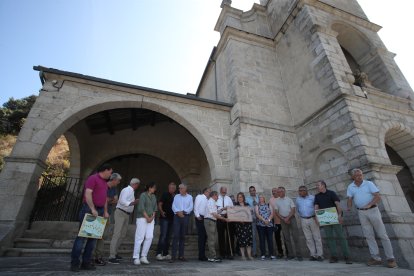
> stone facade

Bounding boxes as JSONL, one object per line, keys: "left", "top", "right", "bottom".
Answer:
{"left": 1, "top": 0, "right": 414, "bottom": 268}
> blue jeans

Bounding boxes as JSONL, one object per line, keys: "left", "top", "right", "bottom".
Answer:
{"left": 171, "top": 214, "right": 190, "bottom": 258}
{"left": 156, "top": 218, "right": 173, "bottom": 255}
{"left": 71, "top": 204, "right": 104, "bottom": 265}
{"left": 257, "top": 225, "right": 274, "bottom": 257}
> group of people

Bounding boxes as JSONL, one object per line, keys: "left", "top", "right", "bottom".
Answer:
{"left": 70, "top": 165, "right": 398, "bottom": 272}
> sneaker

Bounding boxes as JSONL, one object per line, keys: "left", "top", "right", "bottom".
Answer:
{"left": 329, "top": 256, "right": 338, "bottom": 263}
{"left": 156, "top": 254, "right": 164, "bottom": 261}
{"left": 316, "top": 256, "right": 324, "bottom": 262}
{"left": 261, "top": 255, "right": 266, "bottom": 260}
{"left": 108, "top": 258, "right": 120, "bottom": 264}
{"left": 94, "top": 258, "right": 106, "bottom": 266}
{"left": 387, "top": 259, "right": 397, "bottom": 268}
{"left": 140, "top": 256, "right": 150, "bottom": 264}
{"left": 133, "top": 258, "right": 141, "bottom": 265}
{"left": 270, "top": 256, "right": 276, "bottom": 260}
{"left": 367, "top": 258, "right": 382, "bottom": 266}
{"left": 115, "top": 254, "right": 123, "bottom": 260}
{"left": 80, "top": 263, "right": 96, "bottom": 270}
{"left": 164, "top": 254, "right": 172, "bottom": 260}
{"left": 208, "top": 258, "right": 216, "bottom": 262}
{"left": 70, "top": 264, "right": 80, "bottom": 272}
{"left": 309, "top": 256, "right": 317, "bottom": 261}
{"left": 345, "top": 257, "right": 352, "bottom": 264}
{"left": 214, "top": 258, "right": 222, "bottom": 262}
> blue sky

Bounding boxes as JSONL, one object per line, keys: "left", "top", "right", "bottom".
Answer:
{"left": 0, "top": 0, "right": 413, "bottom": 105}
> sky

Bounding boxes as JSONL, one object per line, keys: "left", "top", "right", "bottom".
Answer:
{"left": 0, "top": 0, "right": 413, "bottom": 105}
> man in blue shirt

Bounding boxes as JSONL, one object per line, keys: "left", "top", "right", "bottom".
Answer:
{"left": 170, "top": 183, "right": 193, "bottom": 262}
{"left": 296, "top": 186, "right": 323, "bottom": 261}
{"left": 347, "top": 168, "right": 397, "bottom": 268}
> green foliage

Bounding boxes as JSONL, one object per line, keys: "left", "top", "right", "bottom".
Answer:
{"left": 0, "top": 95, "right": 37, "bottom": 135}
{"left": 0, "top": 95, "right": 70, "bottom": 176}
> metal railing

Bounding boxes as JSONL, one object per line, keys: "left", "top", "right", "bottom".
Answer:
{"left": 29, "top": 174, "right": 84, "bottom": 224}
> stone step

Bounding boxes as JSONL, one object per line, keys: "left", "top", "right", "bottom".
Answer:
{"left": 14, "top": 238, "right": 199, "bottom": 250}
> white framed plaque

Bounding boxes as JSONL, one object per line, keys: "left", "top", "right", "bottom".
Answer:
{"left": 315, "top": 207, "right": 339, "bottom": 226}
{"left": 78, "top": 214, "right": 108, "bottom": 239}
{"left": 227, "top": 206, "right": 253, "bottom": 222}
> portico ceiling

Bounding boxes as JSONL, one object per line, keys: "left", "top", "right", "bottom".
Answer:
{"left": 84, "top": 108, "right": 173, "bottom": 135}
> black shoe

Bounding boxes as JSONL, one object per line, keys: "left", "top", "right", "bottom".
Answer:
{"left": 227, "top": 255, "right": 234, "bottom": 260}
{"left": 108, "top": 258, "right": 120, "bottom": 264}
{"left": 297, "top": 256, "right": 303, "bottom": 261}
{"left": 345, "top": 257, "right": 352, "bottom": 264}
{"left": 287, "top": 256, "right": 295, "bottom": 260}
{"left": 115, "top": 254, "right": 123, "bottom": 260}
{"left": 95, "top": 258, "right": 106, "bottom": 266}
{"left": 70, "top": 264, "right": 80, "bottom": 272}
{"left": 199, "top": 257, "right": 208, "bottom": 261}
{"left": 309, "top": 256, "right": 317, "bottom": 261}
{"left": 169, "top": 257, "right": 176, "bottom": 263}
{"left": 329, "top": 256, "right": 338, "bottom": 263}
{"left": 317, "top": 256, "right": 324, "bottom": 262}
{"left": 80, "top": 263, "right": 96, "bottom": 270}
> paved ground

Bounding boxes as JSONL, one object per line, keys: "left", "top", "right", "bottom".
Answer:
{"left": 0, "top": 256, "right": 412, "bottom": 276}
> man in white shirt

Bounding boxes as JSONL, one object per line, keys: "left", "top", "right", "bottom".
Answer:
{"left": 108, "top": 178, "right": 140, "bottom": 264}
{"left": 170, "top": 183, "right": 194, "bottom": 262}
{"left": 205, "top": 191, "right": 227, "bottom": 262}
{"left": 274, "top": 186, "right": 302, "bottom": 261}
{"left": 216, "top": 186, "right": 234, "bottom": 259}
{"left": 194, "top": 187, "right": 211, "bottom": 261}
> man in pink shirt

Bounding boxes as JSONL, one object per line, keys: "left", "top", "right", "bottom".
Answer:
{"left": 70, "top": 163, "right": 113, "bottom": 272}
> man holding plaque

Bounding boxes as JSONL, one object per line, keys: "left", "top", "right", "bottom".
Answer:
{"left": 70, "top": 163, "right": 113, "bottom": 272}
{"left": 347, "top": 169, "right": 397, "bottom": 268}
{"left": 314, "top": 180, "right": 351, "bottom": 264}
{"left": 205, "top": 190, "right": 228, "bottom": 262}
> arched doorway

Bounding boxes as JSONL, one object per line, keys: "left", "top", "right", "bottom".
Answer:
{"left": 103, "top": 153, "right": 181, "bottom": 195}
{"left": 384, "top": 127, "right": 414, "bottom": 213}
{"left": 385, "top": 145, "right": 414, "bottom": 212}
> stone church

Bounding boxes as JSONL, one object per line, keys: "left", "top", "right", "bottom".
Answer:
{"left": 1, "top": 0, "right": 414, "bottom": 268}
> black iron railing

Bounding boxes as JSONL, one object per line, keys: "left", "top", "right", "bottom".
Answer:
{"left": 30, "top": 174, "right": 84, "bottom": 224}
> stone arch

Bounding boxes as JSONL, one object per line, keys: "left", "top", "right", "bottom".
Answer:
{"left": 331, "top": 21, "right": 388, "bottom": 91}
{"left": 381, "top": 122, "right": 414, "bottom": 212}
{"left": 86, "top": 148, "right": 198, "bottom": 185}
{"left": 37, "top": 99, "right": 218, "bottom": 181}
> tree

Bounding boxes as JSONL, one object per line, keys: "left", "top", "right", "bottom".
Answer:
{"left": 0, "top": 95, "right": 37, "bottom": 134}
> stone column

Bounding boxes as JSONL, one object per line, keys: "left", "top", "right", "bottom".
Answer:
{"left": 0, "top": 156, "right": 46, "bottom": 252}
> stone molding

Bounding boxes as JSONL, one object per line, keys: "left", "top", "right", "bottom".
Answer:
{"left": 3, "top": 156, "right": 47, "bottom": 170}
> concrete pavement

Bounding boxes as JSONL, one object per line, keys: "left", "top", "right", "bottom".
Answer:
{"left": 0, "top": 256, "right": 412, "bottom": 276}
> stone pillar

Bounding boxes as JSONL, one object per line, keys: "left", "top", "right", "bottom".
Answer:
{"left": 0, "top": 156, "right": 46, "bottom": 252}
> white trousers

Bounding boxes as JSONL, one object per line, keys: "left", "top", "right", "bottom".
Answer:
{"left": 358, "top": 207, "right": 394, "bottom": 260}
{"left": 133, "top": 217, "right": 155, "bottom": 259}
